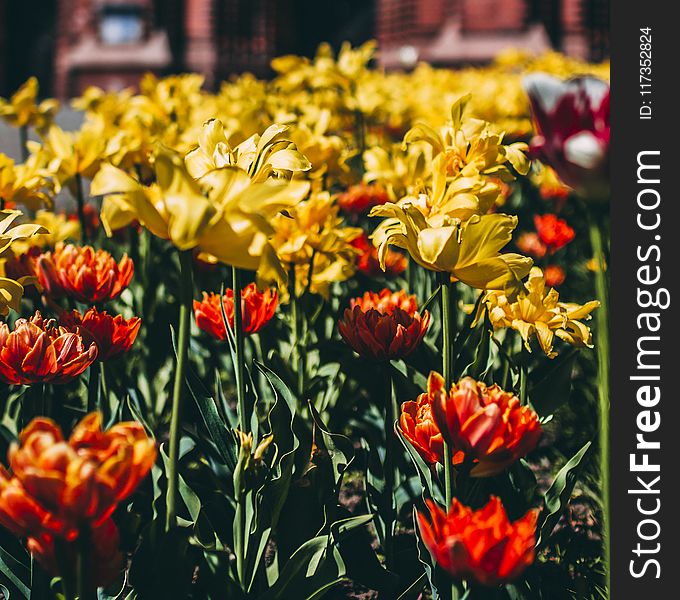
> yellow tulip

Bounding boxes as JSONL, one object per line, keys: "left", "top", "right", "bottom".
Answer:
{"left": 0, "top": 210, "right": 49, "bottom": 315}
{"left": 0, "top": 153, "right": 53, "bottom": 211}
{"left": 0, "top": 77, "right": 59, "bottom": 131}
{"left": 92, "top": 149, "right": 309, "bottom": 284}
{"left": 370, "top": 202, "right": 532, "bottom": 295}
{"left": 476, "top": 267, "right": 600, "bottom": 358}
{"left": 185, "top": 119, "right": 311, "bottom": 182}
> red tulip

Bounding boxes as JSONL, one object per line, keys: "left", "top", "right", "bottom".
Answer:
{"left": 337, "top": 183, "right": 390, "bottom": 214}
{"left": 428, "top": 372, "right": 541, "bottom": 477}
{"left": 418, "top": 496, "right": 537, "bottom": 586}
{"left": 338, "top": 289, "right": 429, "bottom": 361}
{"left": 37, "top": 242, "right": 133, "bottom": 303}
{"left": 27, "top": 518, "right": 123, "bottom": 586}
{"left": 350, "top": 231, "right": 407, "bottom": 277}
{"left": 533, "top": 214, "right": 574, "bottom": 253}
{"left": 524, "top": 74, "right": 609, "bottom": 199}
{"left": 0, "top": 311, "right": 97, "bottom": 385}
{"left": 61, "top": 307, "right": 141, "bottom": 361}
{"left": 194, "top": 283, "right": 278, "bottom": 340}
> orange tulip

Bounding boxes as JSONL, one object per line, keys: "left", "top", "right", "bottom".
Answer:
{"left": 194, "top": 283, "right": 278, "bottom": 340}
{"left": 400, "top": 392, "right": 464, "bottom": 467}
{"left": 27, "top": 518, "right": 123, "bottom": 586}
{"left": 516, "top": 232, "right": 547, "bottom": 260}
{"left": 0, "top": 311, "right": 97, "bottom": 385}
{"left": 543, "top": 264, "right": 566, "bottom": 287}
{"left": 37, "top": 242, "right": 134, "bottom": 303}
{"left": 0, "top": 413, "right": 156, "bottom": 541}
{"left": 338, "top": 289, "right": 429, "bottom": 361}
{"left": 428, "top": 372, "right": 541, "bottom": 477}
{"left": 61, "top": 307, "right": 141, "bottom": 361}
{"left": 418, "top": 496, "right": 537, "bottom": 586}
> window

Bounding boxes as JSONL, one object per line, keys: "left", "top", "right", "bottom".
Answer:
{"left": 99, "top": 6, "right": 144, "bottom": 45}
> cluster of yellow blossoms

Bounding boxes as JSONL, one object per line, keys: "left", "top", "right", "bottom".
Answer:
{"left": 0, "top": 43, "right": 605, "bottom": 355}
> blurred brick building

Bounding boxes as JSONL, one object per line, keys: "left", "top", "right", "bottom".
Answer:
{"left": 0, "top": 0, "right": 608, "bottom": 99}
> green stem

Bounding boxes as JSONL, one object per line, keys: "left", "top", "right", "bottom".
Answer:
{"left": 438, "top": 272, "right": 461, "bottom": 600}
{"left": 232, "top": 266, "right": 248, "bottom": 433}
{"left": 19, "top": 125, "right": 29, "bottom": 162}
{"left": 589, "top": 209, "right": 610, "bottom": 598}
{"left": 86, "top": 363, "right": 100, "bottom": 413}
{"left": 74, "top": 173, "right": 88, "bottom": 244}
{"left": 519, "top": 358, "right": 528, "bottom": 405}
{"left": 383, "top": 366, "right": 397, "bottom": 570}
{"left": 289, "top": 266, "right": 306, "bottom": 399}
{"left": 99, "top": 361, "right": 110, "bottom": 420}
{"left": 76, "top": 527, "right": 97, "bottom": 600}
{"left": 166, "top": 250, "right": 193, "bottom": 531}
{"left": 354, "top": 109, "right": 366, "bottom": 173}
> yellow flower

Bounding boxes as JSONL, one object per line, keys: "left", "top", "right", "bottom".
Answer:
{"left": 0, "top": 210, "right": 49, "bottom": 315}
{"left": 32, "top": 121, "right": 115, "bottom": 192}
{"left": 92, "top": 149, "right": 309, "bottom": 284}
{"left": 363, "top": 143, "right": 428, "bottom": 202}
{"left": 370, "top": 202, "right": 532, "bottom": 295}
{"left": 270, "top": 191, "right": 361, "bottom": 297}
{"left": 185, "top": 119, "right": 311, "bottom": 182}
{"left": 0, "top": 153, "right": 53, "bottom": 211}
{"left": 9, "top": 210, "right": 79, "bottom": 254}
{"left": 0, "top": 77, "right": 59, "bottom": 131}
{"left": 476, "top": 267, "right": 600, "bottom": 358}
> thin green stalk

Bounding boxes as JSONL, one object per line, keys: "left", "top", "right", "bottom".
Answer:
{"left": 74, "top": 173, "right": 88, "bottom": 244}
{"left": 383, "top": 366, "right": 397, "bottom": 570}
{"left": 19, "top": 125, "right": 29, "bottom": 162}
{"left": 86, "top": 363, "right": 100, "bottom": 413}
{"left": 166, "top": 250, "right": 193, "bottom": 531}
{"left": 589, "top": 210, "right": 610, "bottom": 598}
{"left": 76, "top": 527, "right": 97, "bottom": 600}
{"left": 232, "top": 266, "right": 248, "bottom": 433}
{"left": 519, "top": 359, "right": 528, "bottom": 405}
{"left": 289, "top": 266, "right": 306, "bottom": 398}
{"left": 438, "top": 272, "right": 461, "bottom": 600}
{"left": 100, "top": 361, "right": 110, "bottom": 423}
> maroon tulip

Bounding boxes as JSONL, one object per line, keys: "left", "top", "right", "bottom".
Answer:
{"left": 524, "top": 74, "right": 609, "bottom": 199}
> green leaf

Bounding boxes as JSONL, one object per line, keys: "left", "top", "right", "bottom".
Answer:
{"left": 395, "top": 427, "right": 445, "bottom": 507}
{"left": 185, "top": 367, "right": 237, "bottom": 471}
{"left": 529, "top": 349, "right": 578, "bottom": 417}
{"left": 536, "top": 441, "right": 592, "bottom": 548}
{"left": 0, "top": 543, "right": 29, "bottom": 599}
{"left": 309, "top": 401, "right": 355, "bottom": 493}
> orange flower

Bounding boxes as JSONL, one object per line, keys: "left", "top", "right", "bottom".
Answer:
{"left": 428, "top": 372, "right": 541, "bottom": 477}
{"left": 337, "top": 183, "right": 390, "bottom": 214}
{"left": 0, "top": 413, "right": 156, "bottom": 541}
{"left": 194, "top": 283, "right": 278, "bottom": 340}
{"left": 61, "top": 307, "right": 141, "bottom": 361}
{"left": 350, "top": 231, "right": 407, "bottom": 277}
{"left": 37, "top": 242, "right": 134, "bottom": 303}
{"left": 544, "top": 264, "right": 566, "bottom": 287}
{"left": 400, "top": 393, "right": 465, "bottom": 466}
{"left": 533, "top": 214, "right": 575, "bottom": 253}
{"left": 516, "top": 232, "right": 547, "bottom": 259}
{"left": 418, "top": 496, "right": 537, "bottom": 586}
{"left": 27, "top": 518, "right": 123, "bottom": 586}
{"left": 338, "top": 289, "right": 430, "bottom": 361}
{"left": 0, "top": 311, "right": 97, "bottom": 385}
